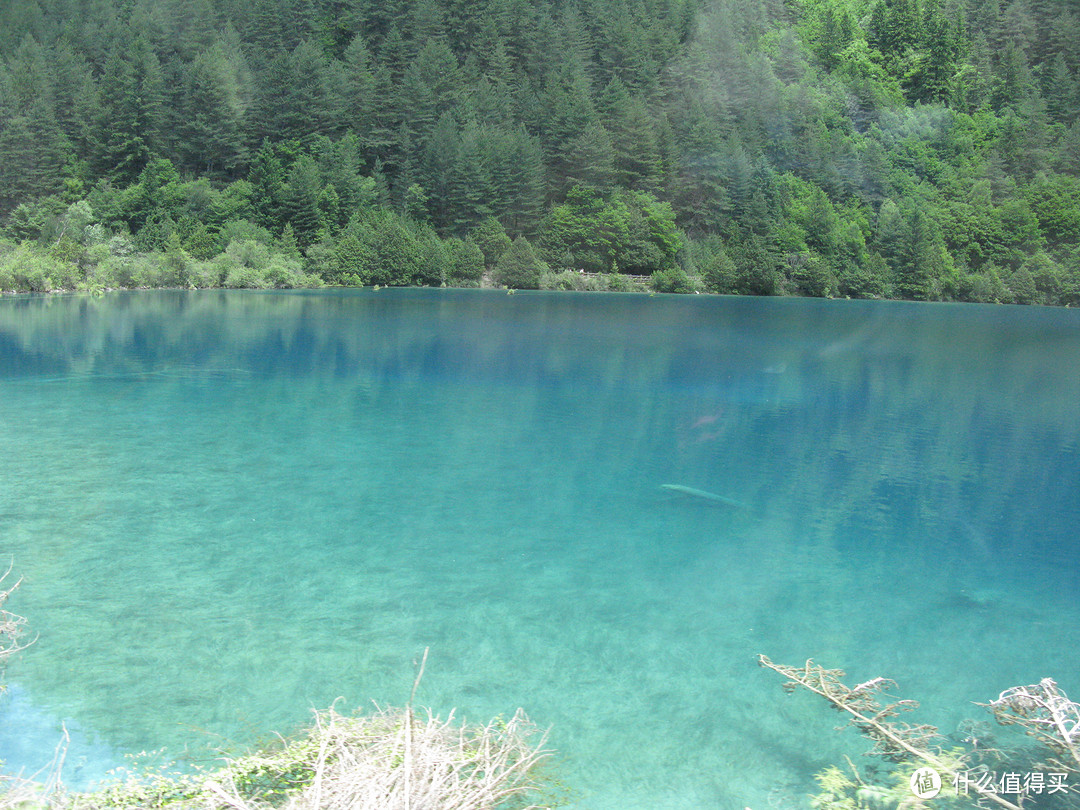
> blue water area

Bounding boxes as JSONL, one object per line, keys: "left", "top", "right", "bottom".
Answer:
{"left": 1, "top": 289, "right": 1079, "bottom": 808}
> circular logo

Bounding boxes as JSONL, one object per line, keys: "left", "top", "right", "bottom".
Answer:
{"left": 910, "top": 767, "right": 942, "bottom": 799}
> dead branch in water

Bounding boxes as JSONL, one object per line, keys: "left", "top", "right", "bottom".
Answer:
{"left": 758, "top": 655, "right": 1022, "bottom": 810}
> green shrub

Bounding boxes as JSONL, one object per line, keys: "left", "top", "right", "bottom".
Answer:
{"left": 539, "top": 270, "right": 608, "bottom": 291}
{"left": 650, "top": 266, "right": 697, "bottom": 294}
{"left": 219, "top": 219, "right": 275, "bottom": 247}
{"left": 606, "top": 273, "right": 644, "bottom": 292}
{"left": 224, "top": 263, "right": 272, "bottom": 289}
{"left": 446, "top": 238, "right": 485, "bottom": 287}
{"left": 493, "top": 236, "right": 546, "bottom": 289}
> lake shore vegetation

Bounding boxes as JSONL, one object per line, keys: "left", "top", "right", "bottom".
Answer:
{"left": 0, "top": 0, "right": 1078, "bottom": 303}
{"left": 2, "top": 587, "right": 558, "bottom": 810}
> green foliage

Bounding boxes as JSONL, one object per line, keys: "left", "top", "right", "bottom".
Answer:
{"left": 538, "top": 269, "right": 651, "bottom": 292}
{"left": 493, "top": 235, "right": 547, "bottom": 289}
{"left": 539, "top": 185, "right": 680, "bottom": 275}
{"left": 650, "top": 265, "right": 698, "bottom": 294}
{"left": 469, "top": 217, "right": 512, "bottom": 269}
{"left": 810, "top": 753, "right": 973, "bottom": 810}
{"left": 0, "top": 242, "right": 81, "bottom": 292}
{"left": 0, "top": 0, "right": 1077, "bottom": 305}
{"left": 446, "top": 237, "right": 485, "bottom": 286}
{"left": 329, "top": 211, "right": 425, "bottom": 286}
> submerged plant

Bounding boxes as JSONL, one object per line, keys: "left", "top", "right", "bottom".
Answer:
{"left": 2, "top": 588, "right": 559, "bottom": 810}
{"left": 757, "top": 655, "right": 1080, "bottom": 810}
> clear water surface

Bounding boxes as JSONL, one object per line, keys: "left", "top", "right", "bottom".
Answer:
{"left": 1, "top": 289, "right": 1079, "bottom": 808}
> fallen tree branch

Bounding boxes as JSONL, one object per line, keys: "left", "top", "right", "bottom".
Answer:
{"left": 758, "top": 655, "right": 1022, "bottom": 810}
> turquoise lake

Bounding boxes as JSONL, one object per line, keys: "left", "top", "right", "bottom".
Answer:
{"left": 1, "top": 288, "right": 1080, "bottom": 808}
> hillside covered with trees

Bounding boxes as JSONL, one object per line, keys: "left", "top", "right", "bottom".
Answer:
{"left": 0, "top": 0, "right": 1078, "bottom": 302}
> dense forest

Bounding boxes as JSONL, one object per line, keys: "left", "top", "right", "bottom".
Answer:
{"left": 0, "top": 0, "right": 1077, "bottom": 302}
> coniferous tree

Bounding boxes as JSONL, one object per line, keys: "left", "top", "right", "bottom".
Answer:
{"left": 94, "top": 39, "right": 165, "bottom": 183}
{"left": 282, "top": 154, "right": 325, "bottom": 243}
{"left": 179, "top": 40, "right": 250, "bottom": 176}
{"left": 339, "top": 35, "right": 376, "bottom": 137}
{"left": 493, "top": 234, "right": 545, "bottom": 288}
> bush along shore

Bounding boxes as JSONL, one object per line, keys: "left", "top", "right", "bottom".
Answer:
{"left": 2, "top": 169, "right": 1074, "bottom": 303}
{"left": 0, "top": 190, "right": 690, "bottom": 297}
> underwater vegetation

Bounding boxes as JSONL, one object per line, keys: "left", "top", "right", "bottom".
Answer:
{"left": 760, "top": 655, "right": 1080, "bottom": 810}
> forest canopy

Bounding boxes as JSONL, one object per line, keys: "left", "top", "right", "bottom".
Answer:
{"left": 0, "top": 0, "right": 1077, "bottom": 301}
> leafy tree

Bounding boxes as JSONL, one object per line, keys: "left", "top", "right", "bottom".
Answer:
{"left": 539, "top": 185, "right": 680, "bottom": 274}
{"left": 332, "top": 210, "right": 424, "bottom": 285}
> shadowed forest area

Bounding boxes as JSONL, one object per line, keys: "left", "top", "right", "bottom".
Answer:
{"left": 0, "top": 0, "right": 1077, "bottom": 301}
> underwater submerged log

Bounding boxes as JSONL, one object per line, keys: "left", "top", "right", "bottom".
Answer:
{"left": 659, "top": 483, "right": 746, "bottom": 509}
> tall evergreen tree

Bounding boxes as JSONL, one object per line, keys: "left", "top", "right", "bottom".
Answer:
{"left": 94, "top": 38, "right": 165, "bottom": 183}
{"left": 179, "top": 40, "right": 250, "bottom": 176}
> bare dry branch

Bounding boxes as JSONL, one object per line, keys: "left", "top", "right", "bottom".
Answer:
{"left": 197, "top": 704, "right": 553, "bottom": 810}
{"left": 985, "top": 678, "right": 1080, "bottom": 773}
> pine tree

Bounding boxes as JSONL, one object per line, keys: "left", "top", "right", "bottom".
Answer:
{"left": 94, "top": 39, "right": 164, "bottom": 183}
{"left": 339, "top": 35, "right": 376, "bottom": 137}
{"left": 994, "top": 42, "right": 1035, "bottom": 109}
{"left": 179, "top": 40, "right": 250, "bottom": 176}
{"left": 249, "top": 139, "right": 287, "bottom": 230}
{"left": 400, "top": 38, "right": 462, "bottom": 140}
{"left": 1044, "top": 53, "right": 1079, "bottom": 123}
{"left": 554, "top": 122, "right": 617, "bottom": 198}
{"left": 51, "top": 40, "right": 99, "bottom": 157}
{"left": 1, "top": 34, "right": 70, "bottom": 204}
{"left": 418, "top": 111, "right": 461, "bottom": 231}
{"left": 0, "top": 116, "right": 47, "bottom": 213}
{"left": 449, "top": 118, "right": 495, "bottom": 233}
{"left": 281, "top": 154, "right": 325, "bottom": 243}
{"left": 898, "top": 207, "right": 947, "bottom": 299}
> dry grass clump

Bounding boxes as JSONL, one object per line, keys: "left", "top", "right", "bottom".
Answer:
{"left": 63, "top": 704, "right": 553, "bottom": 810}
{"left": 204, "top": 704, "right": 553, "bottom": 810}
